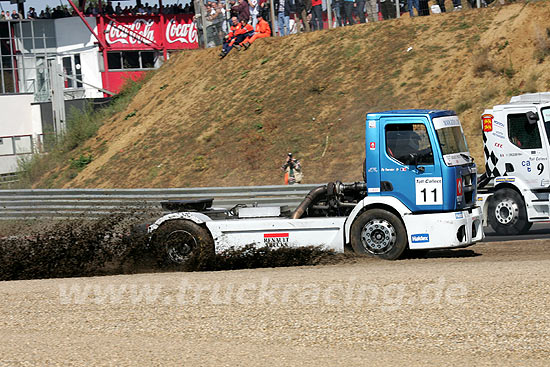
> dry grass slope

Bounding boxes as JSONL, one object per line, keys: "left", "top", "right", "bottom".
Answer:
{"left": 34, "top": 2, "right": 550, "bottom": 188}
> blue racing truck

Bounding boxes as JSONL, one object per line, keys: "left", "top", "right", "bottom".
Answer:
{"left": 147, "top": 110, "right": 484, "bottom": 263}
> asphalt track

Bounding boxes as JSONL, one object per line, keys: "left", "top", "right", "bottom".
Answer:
{"left": 483, "top": 222, "right": 550, "bottom": 242}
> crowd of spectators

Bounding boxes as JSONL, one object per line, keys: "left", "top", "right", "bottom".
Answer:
{"left": 194, "top": 0, "right": 488, "bottom": 54}
{"left": 84, "top": 2, "right": 194, "bottom": 16}
{"left": 0, "top": 0, "right": 488, "bottom": 23}
{"left": 199, "top": 0, "right": 416, "bottom": 47}
{"left": 198, "top": 0, "right": 392, "bottom": 48}
{"left": 0, "top": 0, "right": 487, "bottom": 39}
{"left": 0, "top": 1, "right": 195, "bottom": 21}
{"left": 197, "top": 0, "right": 489, "bottom": 43}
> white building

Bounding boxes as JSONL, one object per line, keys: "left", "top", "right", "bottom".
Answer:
{"left": 0, "top": 13, "right": 197, "bottom": 176}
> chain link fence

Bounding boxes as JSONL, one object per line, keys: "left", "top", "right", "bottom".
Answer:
{"left": 196, "top": 12, "right": 228, "bottom": 48}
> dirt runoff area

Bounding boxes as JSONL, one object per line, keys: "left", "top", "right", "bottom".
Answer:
{"left": 1, "top": 240, "right": 549, "bottom": 366}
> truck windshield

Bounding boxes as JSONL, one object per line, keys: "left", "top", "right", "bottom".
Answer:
{"left": 437, "top": 126, "right": 469, "bottom": 155}
{"left": 432, "top": 116, "right": 471, "bottom": 166}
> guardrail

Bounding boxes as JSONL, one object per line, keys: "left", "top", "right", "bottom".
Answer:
{"left": 0, "top": 184, "right": 320, "bottom": 220}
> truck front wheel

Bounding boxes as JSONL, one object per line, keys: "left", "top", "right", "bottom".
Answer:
{"left": 152, "top": 219, "right": 214, "bottom": 266}
{"left": 488, "top": 188, "right": 532, "bottom": 235}
{"left": 350, "top": 209, "right": 407, "bottom": 260}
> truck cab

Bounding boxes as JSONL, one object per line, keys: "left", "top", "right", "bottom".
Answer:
{"left": 365, "top": 110, "right": 477, "bottom": 213}
{"left": 478, "top": 93, "right": 550, "bottom": 234}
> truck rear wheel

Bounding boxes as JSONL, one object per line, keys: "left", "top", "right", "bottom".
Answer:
{"left": 350, "top": 209, "right": 407, "bottom": 260}
{"left": 488, "top": 188, "right": 531, "bottom": 235}
{"left": 152, "top": 220, "right": 214, "bottom": 265}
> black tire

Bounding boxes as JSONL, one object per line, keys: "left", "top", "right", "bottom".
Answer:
{"left": 488, "top": 188, "right": 531, "bottom": 235}
{"left": 152, "top": 219, "right": 214, "bottom": 265}
{"left": 350, "top": 209, "right": 407, "bottom": 260}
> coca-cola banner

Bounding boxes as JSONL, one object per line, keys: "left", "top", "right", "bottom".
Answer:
{"left": 101, "top": 14, "right": 198, "bottom": 50}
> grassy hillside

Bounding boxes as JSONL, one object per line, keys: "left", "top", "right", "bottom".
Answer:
{"left": 30, "top": 2, "right": 550, "bottom": 188}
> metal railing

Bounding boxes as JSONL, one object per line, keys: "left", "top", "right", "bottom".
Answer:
{"left": 0, "top": 184, "right": 320, "bottom": 219}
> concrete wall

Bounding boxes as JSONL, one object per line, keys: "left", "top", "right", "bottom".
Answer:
{"left": 0, "top": 94, "right": 37, "bottom": 136}
{"left": 79, "top": 49, "right": 104, "bottom": 98}
{"left": 0, "top": 94, "right": 42, "bottom": 175}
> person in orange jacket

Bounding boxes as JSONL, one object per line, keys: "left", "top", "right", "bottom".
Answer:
{"left": 242, "top": 13, "right": 271, "bottom": 48}
{"left": 230, "top": 18, "right": 254, "bottom": 49}
{"left": 220, "top": 16, "right": 241, "bottom": 58}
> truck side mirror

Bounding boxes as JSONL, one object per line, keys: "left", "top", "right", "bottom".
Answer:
{"left": 527, "top": 111, "right": 539, "bottom": 125}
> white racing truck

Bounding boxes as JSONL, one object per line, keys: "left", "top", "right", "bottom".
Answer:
{"left": 478, "top": 93, "right": 550, "bottom": 235}
{"left": 145, "top": 110, "right": 483, "bottom": 264}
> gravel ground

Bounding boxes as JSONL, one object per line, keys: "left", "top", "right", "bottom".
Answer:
{"left": 1, "top": 240, "right": 550, "bottom": 366}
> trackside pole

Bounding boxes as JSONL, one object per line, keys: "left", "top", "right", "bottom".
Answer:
{"left": 269, "top": 0, "right": 277, "bottom": 36}
{"left": 49, "top": 60, "right": 66, "bottom": 137}
{"left": 194, "top": 0, "right": 208, "bottom": 47}
{"left": 327, "top": 0, "right": 332, "bottom": 29}
{"left": 395, "top": 0, "right": 400, "bottom": 18}
{"left": 159, "top": 0, "right": 168, "bottom": 60}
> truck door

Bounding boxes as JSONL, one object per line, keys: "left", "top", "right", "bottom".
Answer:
{"left": 505, "top": 109, "right": 549, "bottom": 188}
{"left": 379, "top": 118, "right": 443, "bottom": 212}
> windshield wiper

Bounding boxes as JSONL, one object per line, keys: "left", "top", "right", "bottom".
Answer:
{"left": 460, "top": 153, "right": 474, "bottom": 162}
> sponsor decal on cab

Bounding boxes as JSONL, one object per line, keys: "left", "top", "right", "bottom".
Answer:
{"left": 482, "top": 114, "right": 493, "bottom": 132}
{"left": 493, "top": 120, "right": 505, "bottom": 128}
{"left": 411, "top": 234, "right": 430, "bottom": 243}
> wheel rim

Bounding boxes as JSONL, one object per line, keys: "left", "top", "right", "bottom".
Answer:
{"left": 495, "top": 199, "right": 519, "bottom": 225}
{"left": 165, "top": 229, "right": 198, "bottom": 264}
{"left": 360, "top": 219, "right": 397, "bottom": 255}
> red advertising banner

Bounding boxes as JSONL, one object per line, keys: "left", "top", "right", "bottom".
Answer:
{"left": 102, "top": 14, "right": 198, "bottom": 50}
